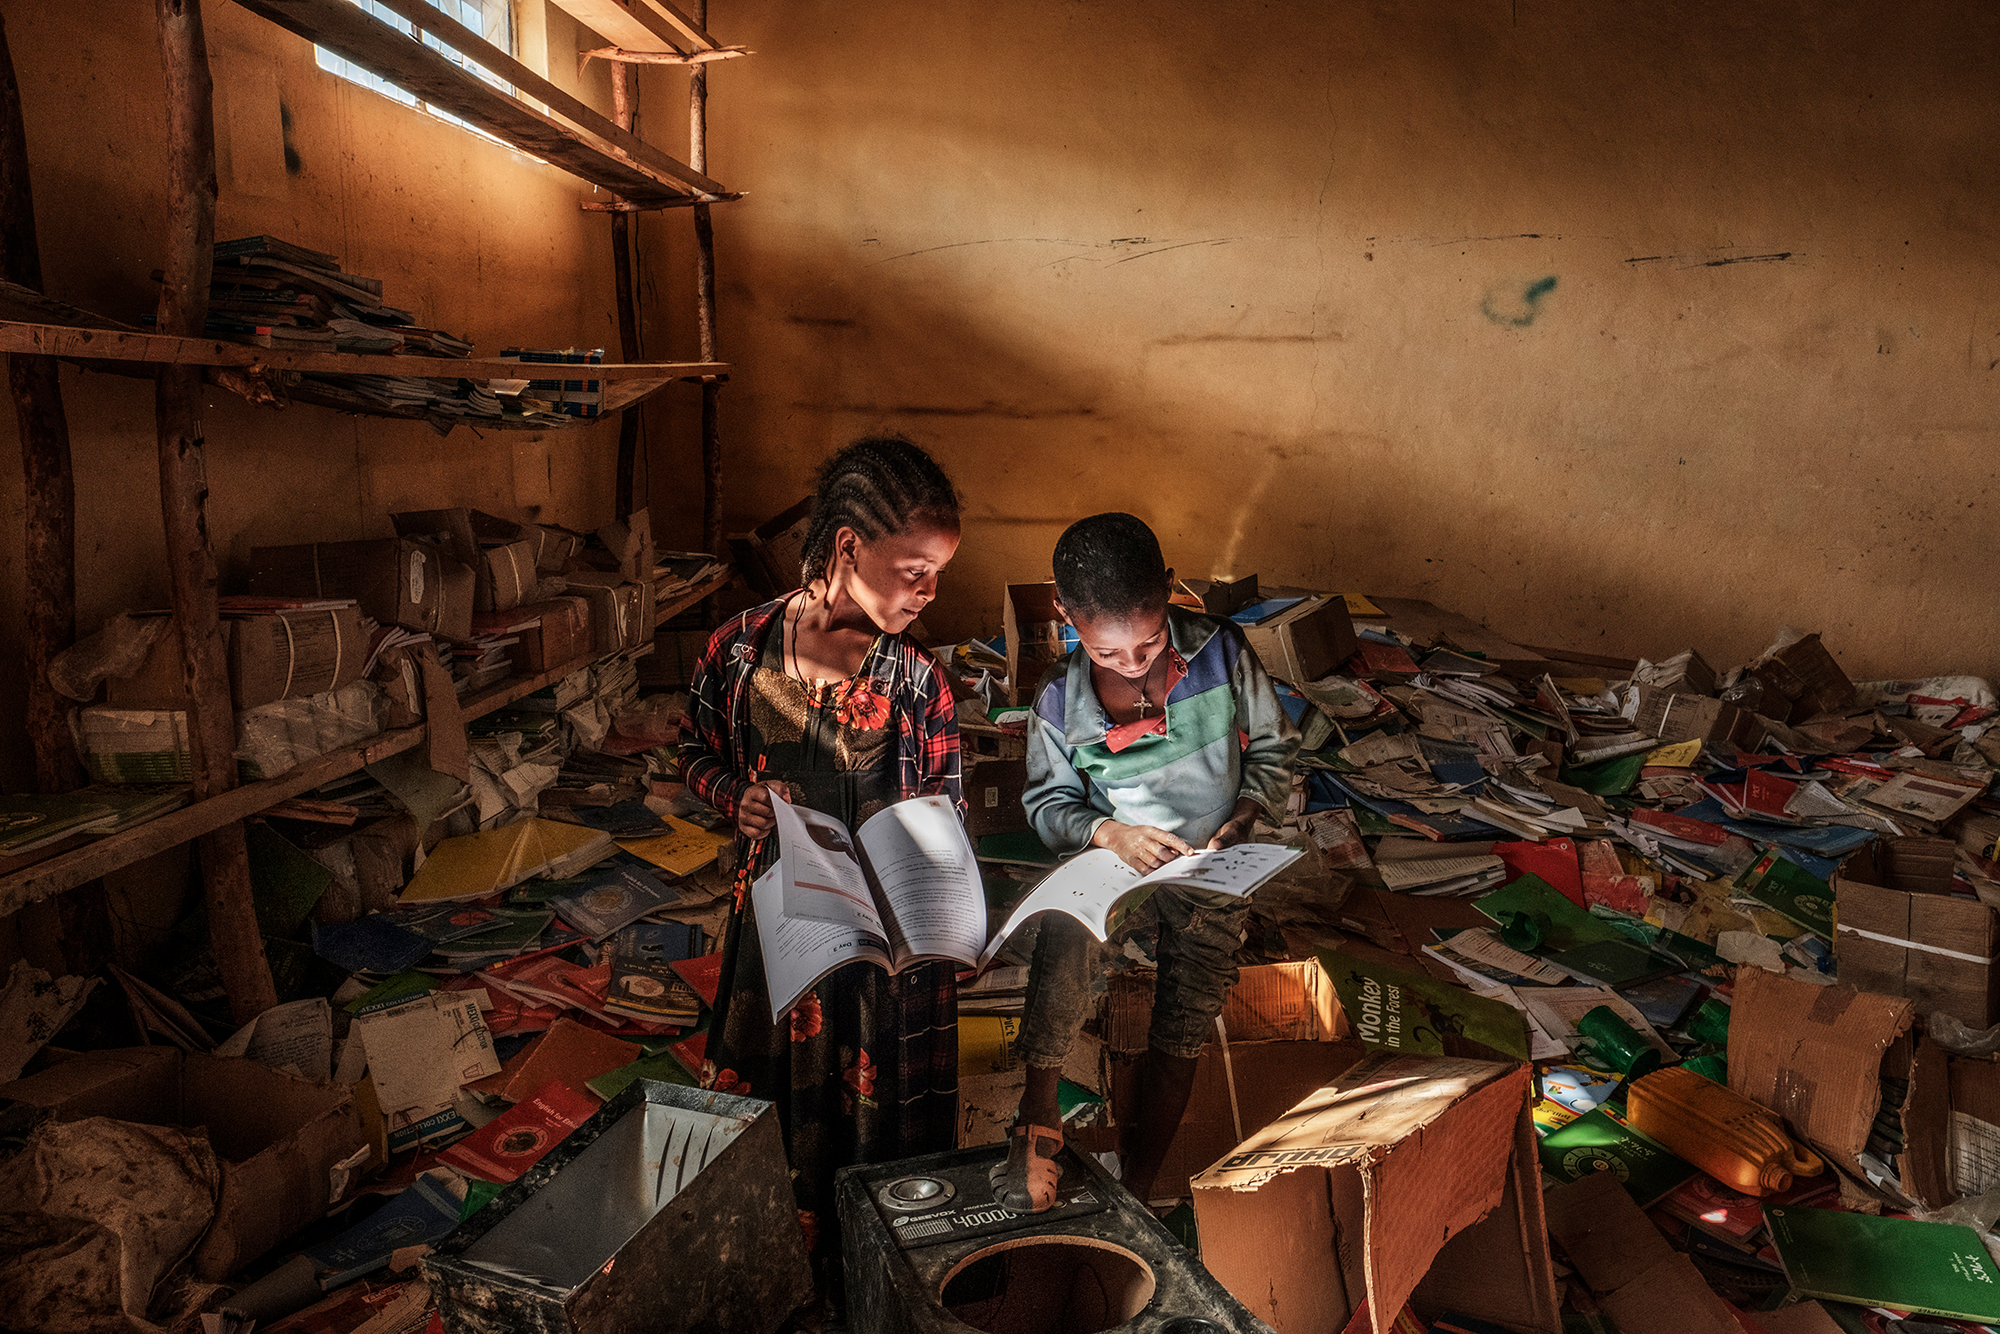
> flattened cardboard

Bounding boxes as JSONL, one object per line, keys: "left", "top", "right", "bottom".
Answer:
{"left": 1003, "top": 581, "right": 1064, "bottom": 706}
{"left": 1191, "top": 1053, "right": 1556, "bottom": 1334}
{"left": 0, "top": 1047, "right": 366, "bottom": 1280}
{"left": 1949, "top": 1055, "right": 2000, "bottom": 1196}
{"left": 247, "top": 538, "right": 469, "bottom": 637}
{"left": 1240, "top": 593, "right": 1360, "bottom": 687}
{"left": 1543, "top": 1171, "right": 1742, "bottom": 1334}
{"left": 1834, "top": 836, "right": 1998, "bottom": 1028}
{"left": 1727, "top": 970, "right": 1942, "bottom": 1200}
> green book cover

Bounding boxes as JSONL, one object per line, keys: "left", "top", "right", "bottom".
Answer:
{"left": 1318, "top": 948, "right": 1530, "bottom": 1061}
{"left": 1764, "top": 1205, "right": 2000, "bottom": 1322}
{"left": 1537, "top": 1106, "right": 1698, "bottom": 1207}
{"left": 1734, "top": 851, "right": 1834, "bottom": 939}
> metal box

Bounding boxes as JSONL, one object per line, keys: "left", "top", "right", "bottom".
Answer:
{"left": 425, "top": 1080, "right": 812, "bottom": 1334}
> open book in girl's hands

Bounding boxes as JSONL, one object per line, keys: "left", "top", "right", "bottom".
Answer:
{"left": 752, "top": 790, "right": 1305, "bottom": 1018}
{"left": 753, "top": 791, "right": 991, "bottom": 1019}
{"left": 972, "top": 842, "right": 1304, "bottom": 970}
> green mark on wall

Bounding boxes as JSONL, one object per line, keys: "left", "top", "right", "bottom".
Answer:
{"left": 1482, "top": 275, "right": 1558, "bottom": 328}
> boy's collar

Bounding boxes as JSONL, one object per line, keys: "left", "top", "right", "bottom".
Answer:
{"left": 1061, "top": 606, "right": 1220, "bottom": 745}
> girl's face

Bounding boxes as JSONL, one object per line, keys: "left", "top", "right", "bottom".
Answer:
{"left": 1065, "top": 601, "right": 1171, "bottom": 680}
{"left": 831, "top": 521, "right": 960, "bottom": 634}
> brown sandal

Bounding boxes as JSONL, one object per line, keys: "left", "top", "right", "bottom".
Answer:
{"left": 990, "top": 1122, "right": 1063, "bottom": 1213}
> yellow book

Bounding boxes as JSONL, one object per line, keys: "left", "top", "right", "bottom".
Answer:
{"left": 399, "top": 819, "right": 614, "bottom": 903}
{"left": 1340, "top": 592, "right": 1384, "bottom": 616}
{"left": 617, "top": 815, "right": 733, "bottom": 877}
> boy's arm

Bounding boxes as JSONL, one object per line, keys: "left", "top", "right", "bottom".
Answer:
{"left": 1231, "top": 635, "right": 1303, "bottom": 827}
{"left": 1023, "top": 710, "right": 1108, "bottom": 857}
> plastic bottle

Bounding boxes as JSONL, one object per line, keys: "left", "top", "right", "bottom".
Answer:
{"left": 1624, "top": 1065, "right": 1823, "bottom": 1195}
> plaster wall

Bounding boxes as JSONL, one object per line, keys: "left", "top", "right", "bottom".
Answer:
{"left": 688, "top": 0, "right": 2000, "bottom": 682}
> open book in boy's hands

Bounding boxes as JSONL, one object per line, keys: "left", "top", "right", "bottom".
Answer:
{"left": 973, "top": 841, "right": 1304, "bottom": 969}
{"left": 753, "top": 791, "right": 991, "bottom": 1019}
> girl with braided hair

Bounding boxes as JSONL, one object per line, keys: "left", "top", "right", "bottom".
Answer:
{"left": 679, "top": 436, "right": 965, "bottom": 1280}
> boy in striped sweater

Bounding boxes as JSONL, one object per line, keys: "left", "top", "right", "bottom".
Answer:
{"left": 993, "top": 513, "right": 1299, "bottom": 1212}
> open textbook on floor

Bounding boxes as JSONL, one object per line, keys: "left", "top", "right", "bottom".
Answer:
{"left": 753, "top": 791, "right": 1304, "bottom": 1016}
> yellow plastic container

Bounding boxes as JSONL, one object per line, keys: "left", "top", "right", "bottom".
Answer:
{"left": 1625, "top": 1065, "right": 1823, "bottom": 1195}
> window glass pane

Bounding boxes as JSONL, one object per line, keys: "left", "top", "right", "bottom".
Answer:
{"left": 315, "top": 0, "right": 515, "bottom": 131}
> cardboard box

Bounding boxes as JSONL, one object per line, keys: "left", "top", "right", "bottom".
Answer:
{"left": 1728, "top": 969, "right": 1952, "bottom": 1208}
{"left": 1835, "top": 835, "right": 1997, "bottom": 1028}
{"left": 1632, "top": 684, "right": 1764, "bottom": 750}
{"left": 476, "top": 596, "right": 592, "bottom": 676}
{"left": 482, "top": 538, "right": 539, "bottom": 612}
{"left": 1190, "top": 1052, "right": 1559, "bottom": 1334}
{"left": 229, "top": 606, "right": 372, "bottom": 709}
{"left": 962, "top": 755, "right": 1028, "bottom": 837}
{"left": 1630, "top": 647, "right": 1719, "bottom": 698}
{"left": 1748, "top": 632, "right": 1857, "bottom": 722}
{"left": 0, "top": 1047, "right": 367, "bottom": 1281}
{"left": 1239, "top": 593, "right": 1360, "bottom": 686}
{"left": 247, "top": 538, "right": 473, "bottom": 638}
{"left": 597, "top": 509, "right": 655, "bottom": 583}
{"left": 391, "top": 507, "right": 534, "bottom": 624}
{"left": 1003, "top": 581, "right": 1067, "bottom": 705}
{"left": 563, "top": 574, "right": 645, "bottom": 654}
{"left": 1200, "top": 573, "right": 1260, "bottom": 617}
{"left": 726, "top": 496, "right": 812, "bottom": 598}
{"left": 424, "top": 1080, "right": 811, "bottom": 1334}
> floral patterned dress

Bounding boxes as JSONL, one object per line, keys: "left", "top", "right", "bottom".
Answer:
{"left": 680, "top": 595, "right": 961, "bottom": 1264}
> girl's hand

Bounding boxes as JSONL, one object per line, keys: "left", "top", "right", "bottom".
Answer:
{"left": 1206, "top": 799, "right": 1263, "bottom": 850}
{"left": 737, "top": 782, "right": 779, "bottom": 839}
{"left": 1094, "top": 821, "right": 1195, "bottom": 873}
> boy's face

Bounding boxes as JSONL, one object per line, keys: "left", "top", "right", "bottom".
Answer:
{"left": 1065, "top": 601, "right": 1171, "bottom": 680}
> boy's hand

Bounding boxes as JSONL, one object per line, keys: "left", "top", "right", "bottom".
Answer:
{"left": 1205, "top": 799, "right": 1263, "bottom": 850}
{"left": 1094, "top": 821, "right": 1195, "bottom": 873}
{"left": 736, "top": 782, "right": 780, "bottom": 839}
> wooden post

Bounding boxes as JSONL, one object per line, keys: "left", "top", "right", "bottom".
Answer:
{"left": 156, "top": 0, "right": 278, "bottom": 1023}
{"left": 0, "top": 14, "right": 83, "bottom": 794}
{"left": 610, "top": 60, "right": 643, "bottom": 519}
{"left": 690, "top": 0, "right": 722, "bottom": 556}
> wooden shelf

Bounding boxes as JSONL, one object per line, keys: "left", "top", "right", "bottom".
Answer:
{"left": 232, "top": 0, "right": 733, "bottom": 205}
{"left": 0, "top": 568, "right": 733, "bottom": 917}
{"left": 0, "top": 320, "right": 726, "bottom": 381}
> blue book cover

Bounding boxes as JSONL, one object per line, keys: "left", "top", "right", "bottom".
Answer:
{"left": 304, "top": 1171, "right": 462, "bottom": 1287}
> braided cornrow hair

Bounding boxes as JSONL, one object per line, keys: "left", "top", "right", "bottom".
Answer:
{"left": 798, "top": 436, "right": 961, "bottom": 587}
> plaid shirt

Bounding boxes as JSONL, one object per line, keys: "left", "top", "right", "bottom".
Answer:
{"left": 678, "top": 595, "right": 965, "bottom": 830}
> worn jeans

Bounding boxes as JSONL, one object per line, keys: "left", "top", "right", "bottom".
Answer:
{"left": 1015, "top": 884, "right": 1250, "bottom": 1066}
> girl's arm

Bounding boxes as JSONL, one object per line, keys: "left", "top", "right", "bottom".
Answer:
{"left": 678, "top": 623, "right": 751, "bottom": 819}
{"left": 904, "top": 648, "right": 965, "bottom": 812}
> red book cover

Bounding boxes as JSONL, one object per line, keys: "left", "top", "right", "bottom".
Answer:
{"left": 438, "top": 1080, "right": 598, "bottom": 1182}
{"left": 1494, "top": 837, "right": 1584, "bottom": 907}
{"left": 1352, "top": 642, "right": 1420, "bottom": 675}
{"left": 1630, "top": 808, "right": 1732, "bottom": 846}
{"left": 1742, "top": 768, "right": 1798, "bottom": 818}
{"left": 671, "top": 952, "right": 725, "bottom": 1008}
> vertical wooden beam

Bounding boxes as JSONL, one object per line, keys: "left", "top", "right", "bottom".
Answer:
{"left": 0, "top": 13, "right": 83, "bottom": 794}
{"left": 156, "top": 0, "right": 278, "bottom": 1023}
{"left": 609, "top": 60, "right": 643, "bottom": 520}
{"left": 690, "top": 0, "right": 721, "bottom": 556}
